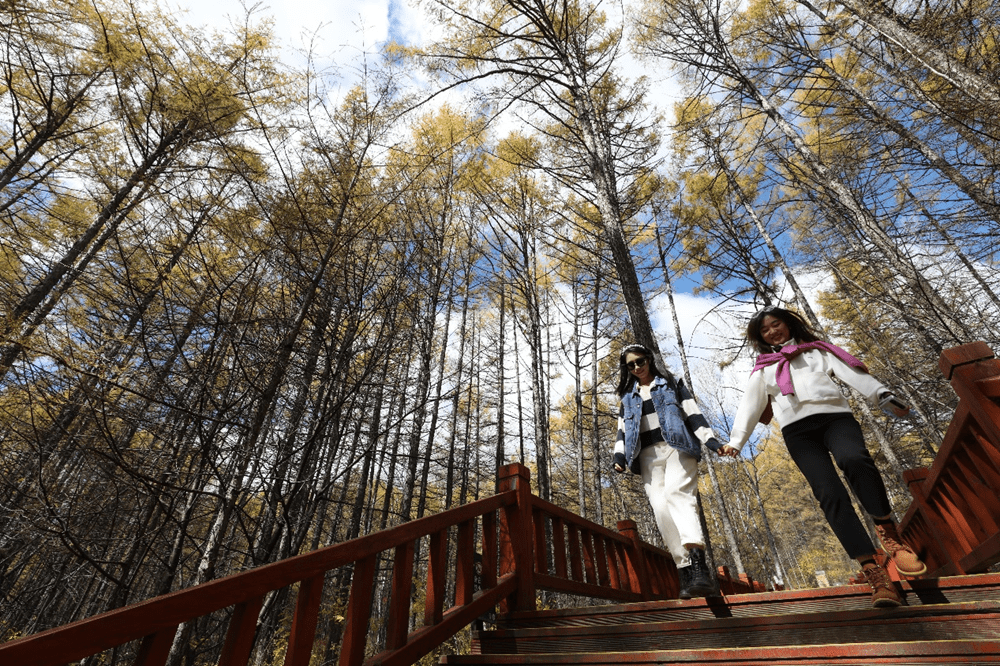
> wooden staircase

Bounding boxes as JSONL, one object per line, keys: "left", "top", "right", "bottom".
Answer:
{"left": 3, "top": 341, "right": 1000, "bottom": 666}
{"left": 444, "top": 573, "right": 1000, "bottom": 664}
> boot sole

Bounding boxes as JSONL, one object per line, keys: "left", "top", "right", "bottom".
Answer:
{"left": 895, "top": 562, "right": 928, "bottom": 576}
{"left": 872, "top": 597, "right": 903, "bottom": 608}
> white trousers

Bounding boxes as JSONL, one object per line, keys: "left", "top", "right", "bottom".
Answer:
{"left": 638, "top": 441, "right": 703, "bottom": 568}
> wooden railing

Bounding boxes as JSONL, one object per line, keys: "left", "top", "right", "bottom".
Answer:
{"left": 715, "top": 566, "right": 775, "bottom": 595}
{"left": 898, "top": 341, "right": 1000, "bottom": 577}
{"left": 0, "top": 463, "right": 681, "bottom": 666}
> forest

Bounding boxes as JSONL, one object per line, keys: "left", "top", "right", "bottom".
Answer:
{"left": 0, "top": 0, "right": 997, "bottom": 663}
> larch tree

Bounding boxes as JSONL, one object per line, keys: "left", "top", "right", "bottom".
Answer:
{"left": 412, "top": 0, "right": 669, "bottom": 360}
{"left": 633, "top": 0, "right": 976, "bottom": 345}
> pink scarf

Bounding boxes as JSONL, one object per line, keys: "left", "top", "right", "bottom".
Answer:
{"left": 753, "top": 340, "right": 868, "bottom": 396}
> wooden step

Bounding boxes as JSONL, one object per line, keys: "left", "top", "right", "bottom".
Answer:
{"left": 473, "top": 600, "right": 1000, "bottom": 655}
{"left": 443, "top": 639, "right": 1000, "bottom": 664}
{"left": 495, "top": 573, "right": 1000, "bottom": 629}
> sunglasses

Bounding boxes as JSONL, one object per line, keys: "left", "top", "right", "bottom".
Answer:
{"left": 626, "top": 357, "right": 648, "bottom": 370}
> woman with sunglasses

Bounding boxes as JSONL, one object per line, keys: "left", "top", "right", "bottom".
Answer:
{"left": 612, "top": 343, "right": 724, "bottom": 599}
{"left": 718, "top": 306, "right": 923, "bottom": 608}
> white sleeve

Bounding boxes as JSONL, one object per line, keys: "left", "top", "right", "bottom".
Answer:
{"left": 613, "top": 411, "right": 625, "bottom": 455}
{"left": 827, "top": 354, "right": 888, "bottom": 404}
{"left": 728, "top": 370, "right": 769, "bottom": 452}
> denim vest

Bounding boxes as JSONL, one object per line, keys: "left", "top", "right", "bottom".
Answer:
{"left": 621, "top": 375, "right": 702, "bottom": 471}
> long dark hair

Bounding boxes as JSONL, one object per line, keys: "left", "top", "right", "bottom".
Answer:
{"left": 616, "top": 344, "right": 669, "bottom": 397}
{"left": 746, "top": 306, "right": 822, "bottom": 354}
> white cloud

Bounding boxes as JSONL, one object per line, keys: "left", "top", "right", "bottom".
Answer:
{"left": 164, "top": 0, "right": 432, "bottom": 60}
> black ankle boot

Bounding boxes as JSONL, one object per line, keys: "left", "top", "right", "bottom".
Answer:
{"left": 686, "top": 548, "right": 718, "bottom": 598}
{"left": 677, "top": 565, "right": 693, "bottom": 599}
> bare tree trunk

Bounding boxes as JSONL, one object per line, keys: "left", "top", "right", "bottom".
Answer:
{"left": 704, "top": 139, "right": 819, "bottom": 324}
{"left": 0, "top": 115, "right": 197, "bottom": 379}
{"left": 379, "top": 335, "right": 417, "bottom": 530}
{"left": 572, "top": 283, "right": 587, "bottom": 516}
{"left": 590, "top": 273, "right": 605, "bottom": 525}
{"left": 740, "top": 461, "right": 788, "bottom": 588}
{"left": 417, "top": 275, "right": 456, "bottom": 519}
{"left": 445, "top": 276, "right": 472, "bottom": 510}
{"left": 514, "top": 329, "right": 527, "bottom": 464}
{"left": 797, "top": 0, "right": 1000, "bottom": 105}
{"left": 495, "top": 282, "right": 507, "bottom": 489}
{"left": 400, "top": 266, "right": 447, "bottom": 521}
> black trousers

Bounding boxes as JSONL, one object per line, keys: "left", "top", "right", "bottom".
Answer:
{"left": 781, "top": 412, "right": 892, "bottom": 559}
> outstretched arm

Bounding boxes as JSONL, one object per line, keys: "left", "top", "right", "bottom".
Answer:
{"left": 725, "top": 371, "right": 769, "bottom": 457}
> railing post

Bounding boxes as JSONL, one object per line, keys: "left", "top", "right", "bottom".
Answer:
{"left": 941, "top": 342, "right": 1000, "bottom": 451}
{"left": 498, "top": 462, "right": 536, "bottom": 612}
{"left": 616, "top": 519, "right": 653, "bottom": 600}
{"left": 717, "top": 565, "right": 732, "bottom": 595}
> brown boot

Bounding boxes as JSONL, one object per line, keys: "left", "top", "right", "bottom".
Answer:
{"left": 875, "top": 523, "right": 927, "bottom": 576}
{"left": 862, "top": 564, "right": 903, "bottom": 608}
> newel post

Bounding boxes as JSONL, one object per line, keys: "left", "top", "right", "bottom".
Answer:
{"left": 940, "top": 342, "right": 1000, "bottom": 451}
{"left": 617, "top": 519, "right": 653, "bottom": 600}
{"left": 498, "top": 463, "right": 536, "bottom": 612}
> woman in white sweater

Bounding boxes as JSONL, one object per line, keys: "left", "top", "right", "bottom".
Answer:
{"left": 719, "top": 306, "right": 924, "bottom": 608}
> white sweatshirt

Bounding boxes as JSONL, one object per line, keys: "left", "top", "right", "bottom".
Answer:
{"left": 728, "top": 344, "right": 888, "bottom": 452}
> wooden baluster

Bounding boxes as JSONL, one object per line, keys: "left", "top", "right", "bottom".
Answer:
{"left": 903, "top": 468, "right": 964, "bottom": 574}
{"left": 338, "top": 556, "right": 376, "bottom": 666}
{"left": 533, "top": 508, "right": 548, "bottom": 576}
{"left": 593, "top": 533, "right": 610, "bottom": 587}
{"left": 717, "top": 566, "right": 732, "bottom": 596}
{"left": 952, "top": 452, "right": 1000, "bottom": 530}
{"left": 952, "top": 454, "right": 1000, "bottom": 533}
{"left": 456, "top": 520, "right": 475, "bottom": 607}
{"left": 936, "top": 479, "right": 980, "bottom": 552}
{"left": 963, "top": 433, "right": 1000, "bottom": 492}
{"left": 970, "top": 422, "right": 1000, "bottom": 471}
{"left": 219, "top": 595, "right": 264, "bottom": 666}
{"left": 132, "top": 626, "right": 175, "bottom": 666}
{"left": 425, "top": 529, "right": 448, "bottom": 625}
{"left": 666, "top": 556, "right": 679, "bottom": 597}
{"left": 580, "top": 529, "right": 597, "bottom": 585}
{"left": 385, "top": 542, "right": 415, "bottom": 651}
{"left": 482, "top": 512, "right": 498, "bottom": 590}
{"left": 604, "top": 538, "right": 623, "bottom": 590}
{"left": 552, "top": 517, "right": 568, "bottom": 579}
{"left": 286, "top": 573, "right": 325, "bottom": 666}
{"left": 567, "top": 524, "right": 583, "bottom": 583}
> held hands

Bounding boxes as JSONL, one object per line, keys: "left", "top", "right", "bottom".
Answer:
{"left": 717, "top": 444, "right": 741, "bottom": 459}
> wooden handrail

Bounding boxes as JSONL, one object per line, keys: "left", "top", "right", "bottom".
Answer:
{"left": 898, "top": 341, "right": 1000, "bottom": 577}
{"left": 0, "top": 463, "right": 680, "bottom": 666}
